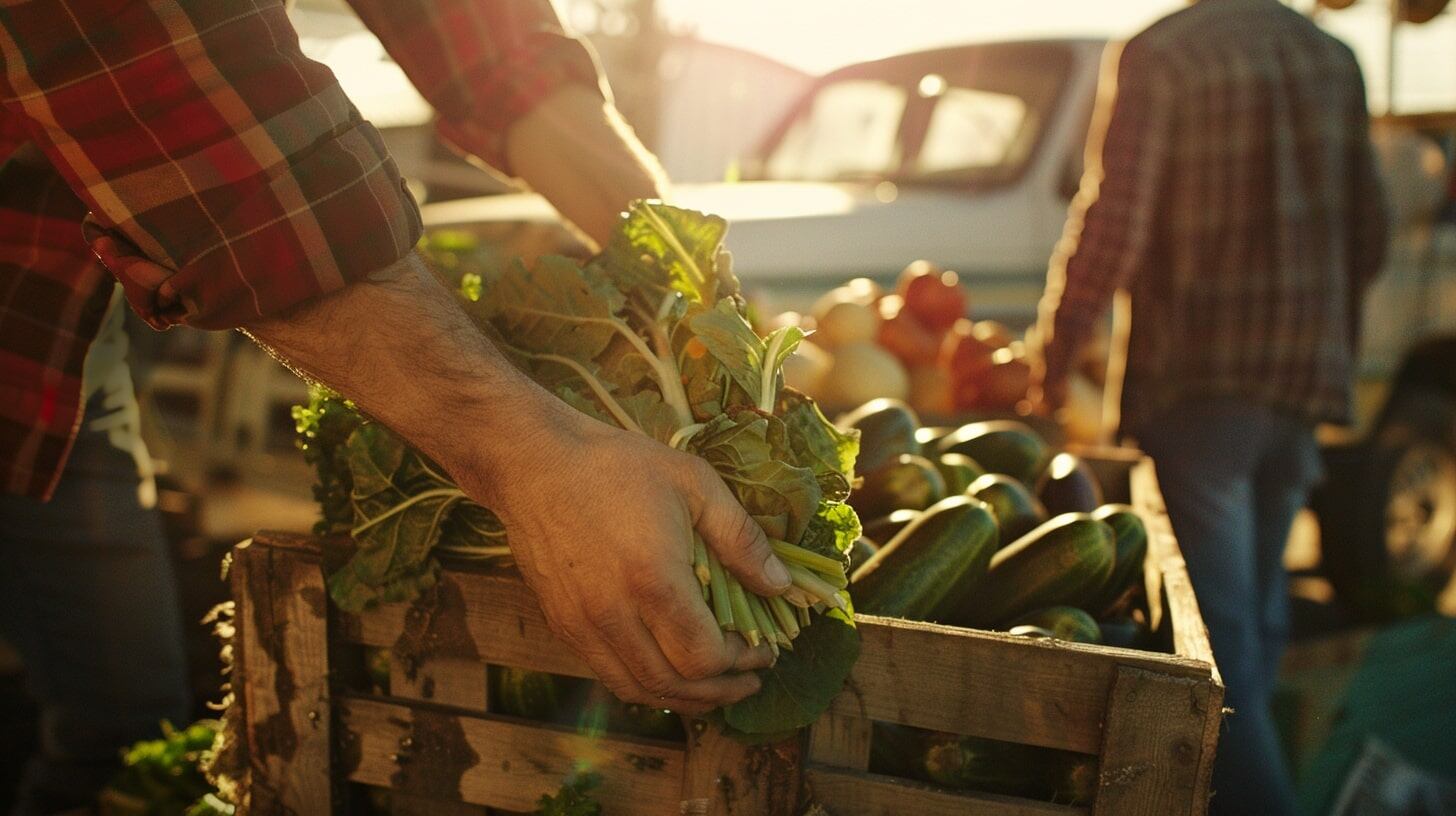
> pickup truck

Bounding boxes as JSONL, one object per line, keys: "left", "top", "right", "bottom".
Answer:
{"left": 420, "top": 37, "right": 1456, "bottom": 617}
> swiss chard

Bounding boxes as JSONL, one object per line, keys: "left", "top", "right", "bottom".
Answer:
{"left": 296, "top": 202, "right": 861, "bottom": 738}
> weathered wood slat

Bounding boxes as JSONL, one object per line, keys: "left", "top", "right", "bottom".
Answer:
{"left": 233, "top": 539, "right": 334, "bottom": 815}
{"left": 681, "top": 724, "right": 801, "bottom": 815}
{"left": 338, "top": 696, "right": 683, "bottom": 814}
{"left": 806, "top": 766, "right": 1088, "bottom": 816}
{"left": 338, "top": 572, "right": 594, "bottom": 679}
{"left": 1091, "top": 667, "right": 1217, "bottom": 816}
{"left": 807, "top": 713, "right": 872, "bottom": 770}
{"left": 388, "top": 656, "right": 488, "bottom": 711}
{"left": 831, "top": 616, "right": 1211, "bottom": 754}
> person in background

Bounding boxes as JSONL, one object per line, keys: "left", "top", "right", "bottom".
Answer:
{"left": 0, "top": 2, "right": 788, "bottom": 814}
{"left": 1028, "top": 1, "right": 1388, "bottom": 813}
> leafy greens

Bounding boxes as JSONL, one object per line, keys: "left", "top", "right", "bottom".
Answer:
{"left": 294, "top": 202, "right": 861, "bottom": 736}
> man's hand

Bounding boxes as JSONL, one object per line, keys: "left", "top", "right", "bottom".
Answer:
{"left": 502, "top": 85, "right": 667, "bottom": 249}
{"left": 241, "top": 252, "right": 781, "bottom": 713}
{"left": 456, "top": 408, "right": 786, "bottom": 714}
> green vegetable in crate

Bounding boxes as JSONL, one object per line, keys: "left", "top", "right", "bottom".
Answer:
{"left": 364, "top": 647, "right": 391, "bottom": 694}
{"left": 868, "top": 722, "right": 932, "bottom": 779}
{"left": 98, "top": 720, "right": 228, "bottom": 816}
{"left": 851, "top": 495, "right": 998, "bottom": 621}
{"left": 915, "top": 425, "right": 954, "bottom": 448}
{"left": 849, "top": 453, "right": 946, "bottom": 519}
{"left": 537, "top": 770, "right": 602, "bottom": 816}
{"left": 933, "top": 420, "right": 1050, "bottom": 485}
{"left": 296, "top": 203, "right": 864, "bottom": 738}
{"left": 935, "top": 452, "right": 986, "bottom": 495}
{"left": 491, "top": 666, "right": 564, "bottom": 722}
{"left": 1089, "top": 504, "right": 1149, "bottom": 614}
{"left": 966, "top": 473, "right": 1047, "bottom": 545}
{"left": 1099, "top": 615, "right": 1153, "bottom": 650}
{"left": 609, "top": 702, "right": 685, "bottom": 741}
{"left": 861, "top": 508, "right": 920, "bottom": 544}
{"left": 837, "top": 398, "right": 921, "bottom": 473}
{"left": 1007, "top": 606, "right": 1101, "bottom": 644}
{"left": 1035, "top": 453, "right": 1104, "bottom": 515}
{"left": 848, "top": 535, "right": 879, "bottom": 572}
{"left": 954, "top": 513, "right": 1115, "bottom": 628}
{"left": 921, "top": 732, "right": 1096, "bottom": 805}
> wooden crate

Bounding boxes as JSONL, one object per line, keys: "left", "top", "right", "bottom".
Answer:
{"left": 230, "top": 453, "right": 1222, "bottom": 815}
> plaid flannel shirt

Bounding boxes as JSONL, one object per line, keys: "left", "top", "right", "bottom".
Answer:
{"left": 1036, "top": 0, "right": 1389, "bottom": 433}
{"left": 0, "top": 0, "right": 602, "bottom": 499}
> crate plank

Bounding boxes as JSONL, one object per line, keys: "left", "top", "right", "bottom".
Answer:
{"left": 681, "top": 723, "right": 801, "bottom": 815}
{"left": 1091, "top": 667, "right": 1218, "bottom": 816}
{"left": 835, "top": 616, "right": 1211, "bottom": 754}
{"left": 389, "top": 656, "right": 488, "bottom": 711}
{"left": 807, "top": 713, "right": 872, "bottom": 770}
{"left": 233, "top": 540, "right": 334, "bottom": 815}
{"left": 806, "top": 767, "right": 1087, "bottom": 816}
{"left": 339, "top": 696, "right": 683, "bottom": 814}
{"left": 337, "top": 571, "right": 593, "bottom": 679}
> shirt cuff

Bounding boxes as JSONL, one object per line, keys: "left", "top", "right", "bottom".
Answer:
{"left": 84, "top": 120, "right": 423, "bottom": 331}
{"left": 433, "top": 31, "right": 607, "bottom": 175}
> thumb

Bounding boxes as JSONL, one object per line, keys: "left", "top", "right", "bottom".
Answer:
{"left": 681, "top": 459, "right": 791, "bottom": 596}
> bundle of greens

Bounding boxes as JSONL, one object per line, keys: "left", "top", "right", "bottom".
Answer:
{"left": 97, "top": 721, "right": 233, "bottom": 816}
{"left": 294, "top": 202, "right": 861, "bottom": 735}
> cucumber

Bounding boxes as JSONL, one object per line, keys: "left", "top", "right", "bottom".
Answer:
{"left": 1007, "top": 606, "right": 1101, "bottom": 644}
{"left": 1035, "top": 453, "right": 1104, "bottom": 515}
{"left": 490, "top": 666, "right": 562, "bottom": 721}
{"left": 915, "top": 426, "right": 955, "bottom": 449}
{"left": 967, "top": 473, "right": 1048, "bottom": 545}
{"left": 921, "top": 733, "right": 1096, "bottom": 804}
{"left": 609, "top": 702, "right": 685, "bottom": 741}
{"left": 837, "top": 398, "right": 921, "bottom": 474}
{"left": 850, "top": 454, "right": 947, "bottom": 519}
{"left": 953, "top": 513, "right": 1116, "bottom": 628}
{"left": 1099, "top": 615, "right": 1154, "bottom": 650}
{"left": 933, "top": 420, "right": 1050, "bottom": 485}
{"left": 935, "top": 452, "right": 987, "bottom": 495}
{"left": 861, "top": 508, "right": 920, "bottom": 544}
{"left": 848, "top": 535, "right": 880, "bottom": 572}
{"left": 852, "top": 495, "right": 999, "bottom": 622}
{"left": 1090, "top": 504, "right": 1149, "bottom": 614}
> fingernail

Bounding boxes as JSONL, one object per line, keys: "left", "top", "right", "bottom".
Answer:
{"left": 764, "top": 555, "right": 790, "bottom": 589}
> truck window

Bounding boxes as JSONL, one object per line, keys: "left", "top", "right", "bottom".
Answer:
{"left": 764, "top": 79, "right": 907, "bottom": 182}
{"left": 917, "top": 87, "right": 1030, "bottom": 176}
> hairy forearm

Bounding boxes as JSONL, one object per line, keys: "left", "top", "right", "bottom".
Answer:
{"left": 243, "top": 251, "right": 558, "bottom": 491}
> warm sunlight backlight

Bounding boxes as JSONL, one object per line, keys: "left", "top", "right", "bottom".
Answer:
{"left": 918, "top": 73, "right": 948, "bottom": 98}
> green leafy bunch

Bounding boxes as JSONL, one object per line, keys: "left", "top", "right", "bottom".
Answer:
{"left": 295, "top": 202, "right": 862, "bottom": 735}
{"left": 97, "top": 720, "right": 233, "bottom": 816}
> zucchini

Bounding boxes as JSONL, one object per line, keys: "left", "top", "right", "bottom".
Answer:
{"left": 837, "top": 398, "right": 921, "bottom": 473}
{"left": 935, "top": 452, "right": 987, "bottom": 495}
{"left": 861, "top": 508, "right": 920, "bottom": 544}
{"left": 915, "top": 426, "right": 954, "bottom": 449}
{"left": 1099, "top": 615, "right": 1154, "bottom": 650}
{"left": 609, "top": 702, "right": 685, "bottom": 741}
{"left": 967, "top": 473, "right": 1047, "bottom": 545}
{"left": 848, "top": 535, "right": 879, "bottom": 573}
{"left": 933, "top": 420, "right": 1049, "bottom": 485}
{"left": 921, "top": 733, "right": 1096, "bottom": 805}
{"left": 1089, "top": 504, "right": 1149, "bottom": 614}
{"left": 953, "top": 513, "right": 1116, "bottom": 628}
{"left": 850, "top": 454, "right": 946, "bottom": 519}
{"left": 1035, "top": 453, "right": 1104, "bottom": 515}
{"left": 490, "top": 666, "right": 563, "bottom": 721}
{"left": 851, "top": 495, "right": 999, "bottom": 622}
{"left": 1007, "top": 606, "right": 1101, "bottom": 644}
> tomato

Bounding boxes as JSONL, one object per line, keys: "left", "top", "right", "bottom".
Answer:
{"left": 897, "top": 262, "right": 968, "bottom": 335}
{"left": 877, "top": 298, "right": 941, "bottom": 367}
{"left": 940, "top": 319, "right": 997, "bottom": 381}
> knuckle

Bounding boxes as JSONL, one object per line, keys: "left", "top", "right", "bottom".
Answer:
{"left": 639, "top": 672, "right": 679, "bottom": 699}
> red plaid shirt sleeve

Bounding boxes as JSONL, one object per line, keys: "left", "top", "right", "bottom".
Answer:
{"left": 1035, "top": 40, "right": 1173, "bottom": 394}
{"left": 0, "top": 0, "right": 424, "bottom": 332}
{"left": 347, "top": 0, "right": 606, "bottom": 174}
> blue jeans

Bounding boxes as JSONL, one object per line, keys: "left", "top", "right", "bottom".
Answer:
{"left": 1134, "top": 399, "right": 1322, "bottom": 816}
{"left": 0, "top": 405, "right": 190, "bottom": 815}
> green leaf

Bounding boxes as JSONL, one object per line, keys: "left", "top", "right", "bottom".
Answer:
{"left": 327, "top": 425, "right": 463, "bottom": 612}
{"left": 722, "top": 604, "right": 860, "bottom": 736}
{"left": 799, "top": 502, "right": 862, "bottom": 565}
{"left": 777, "top": 389, "right": 859, "bottom": 501}
{"left": 689, "top": 411, "right": 822, "bottom": 542}
{"left": 536, "top": 770, "right": 602, "bottom": 816}
{"left": 469, "top": 255, "right": 626, "bottom": 362}
{"left": 602, "top": 202, "right": 730, "bottom": 305}
{"left": 688, "top": 300, "right": 769, "bottom": 407}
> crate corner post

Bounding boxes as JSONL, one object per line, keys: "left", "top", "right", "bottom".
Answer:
{"left": 231, "top": 534, "right": 336, "bottom": 815}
